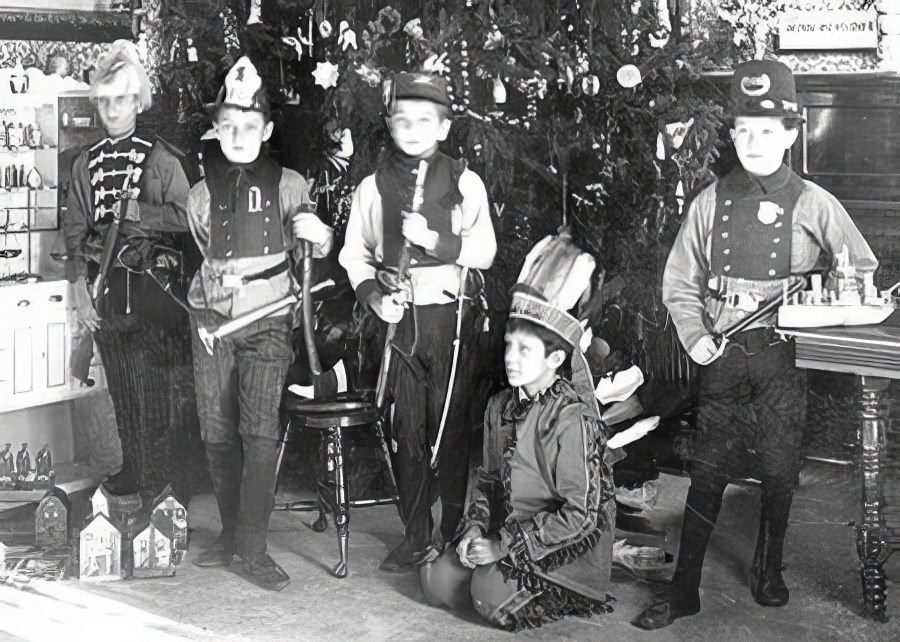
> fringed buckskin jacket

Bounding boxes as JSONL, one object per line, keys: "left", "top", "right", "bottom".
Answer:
{"left": 462, "top": 377, "right": 615, "bottom": 602}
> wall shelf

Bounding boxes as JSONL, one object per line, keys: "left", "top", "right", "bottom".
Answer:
{"left": 0, "top": 9, "right": 131, "bottom": 42}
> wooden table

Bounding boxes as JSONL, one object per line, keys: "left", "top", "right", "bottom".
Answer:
{"left": 779, "top": 311, "right": 900, "bottom": 622}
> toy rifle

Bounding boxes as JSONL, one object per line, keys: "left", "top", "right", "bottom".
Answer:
{"left": 718, "top": 276, "right": 806, "bottom": 340}
{"left": 374, "top": 159, "right": 428, "bottom": 410}
{"left": 90, "top": 173, "right": 133, "bottom": 302}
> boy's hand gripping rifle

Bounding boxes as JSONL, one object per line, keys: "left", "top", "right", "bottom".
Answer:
{"left": 90, "top": 173, "right": 134, "bottom": 302}
{"left": 374, "top": 159, "right": 428, "bottom": 410}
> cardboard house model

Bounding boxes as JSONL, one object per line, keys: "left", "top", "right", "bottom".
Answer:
{"left": 151, "top": 485, "right": 188, "bottom": 564}
{"left": 132, "top": 516, "right": 175, "bottom": 578}
{"left": 90, "top": 485, "right": 141, "bottom": 529}
{"left": 35, "top": 488, "right": 70, "bottom": 549}
{"left": 79, "top": 513, "right": 123, "bottom": 582}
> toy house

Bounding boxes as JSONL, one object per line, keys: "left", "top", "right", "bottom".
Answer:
{"left": 132, "top": 517, "right": 175, "bottom": 578}
{"left": 35, "top": 488, "right": 69, "bottom": 548}
{"left": 78, "top": 513, "right": 122, "bottom": 582}
{"left": 151, "top": 485, "right": 188, "bottom": 564}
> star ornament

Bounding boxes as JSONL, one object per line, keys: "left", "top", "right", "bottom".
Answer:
{"left": 312, "top": 61, "right": 340, "bottom": 89}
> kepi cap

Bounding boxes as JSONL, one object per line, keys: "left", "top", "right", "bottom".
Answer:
{"left": 730, "top": 59, "right": 804, "bottom": 122}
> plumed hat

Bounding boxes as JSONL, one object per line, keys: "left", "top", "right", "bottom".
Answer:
{"left": 509, "top": 229, "right": 600, "bottom": 418}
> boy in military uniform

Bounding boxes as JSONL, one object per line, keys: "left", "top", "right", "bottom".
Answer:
{"left": 634, "top": 59, "right": 878, "bottom": 629}
{"left": 187, "top": 57, "right": 334, "bottom": 591}
{"left": 339, "top": 72, "right": 496, "bottom": 570}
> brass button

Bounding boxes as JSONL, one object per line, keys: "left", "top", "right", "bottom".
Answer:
{"left": 768, "top": 269, "right": 776, "bottom": 276}
{"left": 723, "top": 248, "right": 731, "bottom": 255}
{"left": 722, "top": 215, "right": 729, "bottom": 222}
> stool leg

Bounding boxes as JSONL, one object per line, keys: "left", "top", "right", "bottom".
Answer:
{"left": 311, "top": 431, "right": 330, "bottom": 533}
{"left": 331, "top": 424, "right": 350, "bottom": 578}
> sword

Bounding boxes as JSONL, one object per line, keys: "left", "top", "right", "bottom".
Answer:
{"left": 90, "top": 173, "right": 133, "bottom": 301}
{"left": 430, "top": 266, "right": 468, "bottom": 469}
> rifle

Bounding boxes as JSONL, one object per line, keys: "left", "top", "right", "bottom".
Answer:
{"left": 374, "top": 159, "right": 428, "bottom": 410}
{"left": 90, "top": 174, "right": 133, "bottom": 302}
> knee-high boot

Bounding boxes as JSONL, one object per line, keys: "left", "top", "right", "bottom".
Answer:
{"left": 751, "top": 482, "right": 793, "bottom": 606}
{"left": 235, "top": 435, "right": 280, "bottom": 561}
{"left": 205, "top": 440, "right": 243, "bottom": 541}
{"left": 633, "top": 470, "right": 726, "bottom": 630}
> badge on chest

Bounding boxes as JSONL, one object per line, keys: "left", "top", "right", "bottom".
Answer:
{"left": 757, "top": 201, "right": 784, "bottom": 225}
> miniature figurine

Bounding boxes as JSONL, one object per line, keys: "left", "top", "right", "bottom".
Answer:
{"left": 15, "top": 443, "right": 31, "bottom": 488}
{"left": 0, "top": 444, "right": 14, "bottom": 489}
{"left": 34, "top": 444, "right": 55, "bottom": 489}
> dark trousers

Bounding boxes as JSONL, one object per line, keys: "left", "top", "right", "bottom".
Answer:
{"left": 190, "top": 313, "right": 292, "bottom": 560}
{"left": 674, "top": 336, "right": 807, "bottom": 592}
{"left": 94, "top": 316, "right": 198, "bottom": 499}
{"left": 386, "top": 302, "right": 483, "bottom": 550}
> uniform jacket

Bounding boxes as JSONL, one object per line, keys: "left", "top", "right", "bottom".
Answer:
{"left": 663, "top": 164, "right": 878, "bottom": 353}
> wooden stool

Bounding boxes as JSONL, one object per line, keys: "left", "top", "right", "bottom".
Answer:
{"left": 275, "top": 391, "right": 399, "bottom": 578}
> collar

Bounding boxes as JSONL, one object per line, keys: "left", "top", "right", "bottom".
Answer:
{"left": 727, "top": 163, "right": 792, "bottom": 197}
{"left": 517, "top": 376, "right": 560, "bottom": 403}
{"left": 103, "top": 127, "right": 137, "bottom": 146}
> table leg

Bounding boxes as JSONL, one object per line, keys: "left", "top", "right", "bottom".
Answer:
{"left": 857, "top": 376, "right": 891, "bottom": 622}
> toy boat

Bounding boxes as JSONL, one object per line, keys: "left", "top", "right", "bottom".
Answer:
{"left": 778, "top": 246, "right": 898, "bottom": 328}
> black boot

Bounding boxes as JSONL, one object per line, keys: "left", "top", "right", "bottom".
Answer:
{"left": 232, "top": 436, "right": 287, "bottom": 588}
{"left": 194, "top": 534, "right": 236, "bottom": 567}
{"left": 632, "top": 475, "right": 725, "bottom": 630}
{"left": 750, "top": 487, "right": 792, "bottom": 607}
{"left": 200, "top": 439, "right": 242, "bottom": 567}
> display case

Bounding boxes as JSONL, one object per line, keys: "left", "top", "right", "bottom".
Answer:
{"left": 0, "top": 91, "right": 102, "bottom": 280}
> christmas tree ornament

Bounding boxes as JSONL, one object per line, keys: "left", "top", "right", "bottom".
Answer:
{"left": 169, "top": 37, "right": 180, "bottom": 62}
{"left": 326, "top": 126, "right": 354, "bottom": 172}
{"left": 492, "top": 76, "right": 507, "bottom": 104}
{"left": 581, "top": 74, "right": 600, "bottom": 96}
{"left": 616, "top": 64, "right": 642, "bottom": 88}
{"left": 247, "top": 0, "right": 262, "bottom": 25}
{"left": 338, "top": 21, "right": 357, "bottom": 50}
{"left": 484, "top": 24, "right": 504, "bottom": 50}
{"left": 319, "top": 20, "right": 333, "bottom": 38}
{"left": 186, "top": 38, "right": 198, "bottom": 62}
{"left": 312, "top": 61, "right": 340, "bottom": 89}
{"left": 423, "top": 52, "right": 448, "bottom": 74}
{"left": 221, "top": 9, "right": 241, "bottom": 56}
{"left": 664, "top": 118, "right": 694, "bottom": 151}
{"left": 355, "top": 64, "right": 382, "bottom": 87}
{"left": 656, "top": 133, "right": 666, "bottom": 160}
{"left": 404, "top": 18, "right": 424, "bottom": 41}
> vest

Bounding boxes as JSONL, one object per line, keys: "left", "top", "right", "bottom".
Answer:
{"left": 204, "top": 146, "right": 286, "bottom": 260}
{"left": 375, "top": 150, "right": 465, "bottom": 269}
{"left": 710, "top": 164, "right": 803, "bottom": 281}
{"left": 705, "top": 165, "right": 806, "bottom": 331}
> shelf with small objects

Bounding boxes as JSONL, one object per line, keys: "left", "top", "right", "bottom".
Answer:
{"left": 0, "top": 92, "right": 61, "bottom": 283}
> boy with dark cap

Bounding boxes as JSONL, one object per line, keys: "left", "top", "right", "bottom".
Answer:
{"left": 633, "top": 59, "right": 878, "bottom": 629}
{"left": 339, "top": 72, "right": 497, "bottom": 571}
{"left": 186, "top": 57, "right": 334, "bottom": 590}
